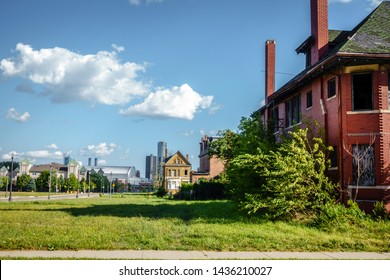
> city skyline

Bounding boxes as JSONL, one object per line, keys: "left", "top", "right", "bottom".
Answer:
{"left": 0, "top": 0, "right": 383, "bottom": 175}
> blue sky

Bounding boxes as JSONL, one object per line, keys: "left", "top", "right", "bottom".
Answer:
{"left": 0, "top": 0, "right": 384, "bottom": 176}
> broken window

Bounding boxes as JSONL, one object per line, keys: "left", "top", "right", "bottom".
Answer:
{"left": 352, "top": 144, "right": 375, "bottom": 186}
{"left": 352, "top": 73, "right": 373, "bottom": 111}
{"left": 327, "top": 78, "right": 336, "bottom": 99}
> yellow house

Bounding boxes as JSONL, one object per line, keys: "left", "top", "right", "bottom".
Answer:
{"left": 163, "top": 151, "right": 191, "bottom": 193}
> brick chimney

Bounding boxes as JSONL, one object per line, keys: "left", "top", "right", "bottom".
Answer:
{"left": 310, "top": 0, "right": 329, "bottom": 65}
{"left": 265, "top": 40, "right": 276, "bottom": 103}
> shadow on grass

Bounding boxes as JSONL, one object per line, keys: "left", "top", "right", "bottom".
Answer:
{"left": 58, "top": 200, "right": 249, "bottom": 223}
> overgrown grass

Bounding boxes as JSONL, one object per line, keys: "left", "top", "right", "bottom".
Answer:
{"left": 0, "top": 194, "right": 389, "bottom": 252}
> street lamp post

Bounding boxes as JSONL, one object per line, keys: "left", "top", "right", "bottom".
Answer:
{"left": 88, "top": 171, "right": 90, "bottom": 197}
{"left": 9, "top": 154, "right": 14, "bottom": 202}
{"left": 110, "top": 171, "right": 112, "bottom": 197}
{"left": 48, "top": 164, "right": 52, "bottom": 200}
{"left": 5, "top": 166, "right": 9, "bottom": 198}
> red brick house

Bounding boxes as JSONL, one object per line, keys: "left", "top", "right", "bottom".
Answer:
{"left": 191, "top": 135, "right": 225, "bottom": 183}
{"left": 261, "top": 0, "right": 390, "bottom": 211}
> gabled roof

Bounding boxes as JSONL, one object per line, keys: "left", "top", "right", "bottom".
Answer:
{"left": 0, "top": 166, "right": 8, "bottom": 172}
{"left": 269, "top": 1, "right": 390, "bottom": 104}
{"left": 164, "top": 151, "right": 191, "bottom": 166}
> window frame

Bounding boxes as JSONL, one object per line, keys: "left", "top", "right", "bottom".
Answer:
{"left": 327, "top": 78, "right": 336, "bottom": 99}
{"left": 352, "top": 72, "right": 373, "bottom": 111}
{"left": 285, "top": 94, "right": 301, "bottom": 127}
{"left": 306, "top": 90, "right": 313, "bottom": 109}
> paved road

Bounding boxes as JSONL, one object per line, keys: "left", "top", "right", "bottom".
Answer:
{"left": 0, "top": 193, "right": 100, "bottom": 202}
{"left": 0, "top": 250, "right": 389, "bottom": 259}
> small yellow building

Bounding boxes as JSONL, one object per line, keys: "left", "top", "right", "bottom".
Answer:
{"left": 163, "top": 151, "right": 191, "bottom": 193}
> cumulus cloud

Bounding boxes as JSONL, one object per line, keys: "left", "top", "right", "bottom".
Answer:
{"left": 80, "top": 142, "right": 119, "bottom": 156}
{"left": 1, "top": 43, "right": 216, "bottom": 120}
{"left": 111, "top": 44, "right": 125, "bottom": 53}
{"left": 120, "top": 84, "right": 213, "bottom": 120}
{"left": 2, "top": 151, "right": 19, "bottom": 160}
{"left": 6, "top": 108, "right": 30, "bottom": 122}
{"left": 47, "top": 143, "right": 59, "bottom": 150}
{"left": 129, "top": 0, "right": 165, "bottom": 6}
{"left": 24, "top": 150, "right": 63, "bottom": 159}
{"left": 0, "top": 43, "right": 148, "bottom": 105}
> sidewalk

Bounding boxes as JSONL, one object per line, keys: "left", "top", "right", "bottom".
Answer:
{"left": 1, "top": 250, "right": 389, "bottom": 259}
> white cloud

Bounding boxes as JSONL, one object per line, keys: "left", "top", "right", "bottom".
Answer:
{"left": 2, "top": 151, "right": 19, "bottom": 160}
{"left": 24, "top": 150, "right": 63, "bottom": 159}
{"left": 47, "top": 143, "right": 59, "bottom": 150}
{"left": 98, "top": 159, "right": 107, "bottom": 165}
{"left": 0, "top": 43, "right": 148, "bottom": 105}
{"left": 111, "top": 44, "right": 125, "bottom": 53}
{"left": 129, "top": 0, "right": 165, "bottom": 6}
{"left": 6, "top": 108, "right": 30, "bottom": 122}
{"left": 120, "top": 84, "right": 214, "bottom": 120}
{"left": 80, "top": 142, "right": 119, "bottom": 156}
{"left": 1, "top": 43, "right": 215, "bottom": 120}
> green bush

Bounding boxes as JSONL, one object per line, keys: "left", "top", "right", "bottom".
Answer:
{"left": 313, "top": 200, "right": 368, "bottom": 230}
{"left": 371, "top": 201, "right": 389, "bottom": 221}
{"left": 235, "top": 129, "right": 337, "bottom": 220}
{"left": 155, "top": 186, "right": 167, "bottom": 198}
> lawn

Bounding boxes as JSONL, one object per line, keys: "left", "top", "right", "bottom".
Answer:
{"left": 0, "top": 194, "right": 389, "bottom": 252}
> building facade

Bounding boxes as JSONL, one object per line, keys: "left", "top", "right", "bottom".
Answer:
{"left": 145, "top": 154, "right": 157, "bottom": 180}
{"left": 163, "top": 151, "right": 191, "bottom": 193}
{"left": 191, "top": 135, "right": 225, "bottom": 183}
{"left": 157, "top": 141, "right": 167, "bottom": 180}
{"left": 261, "top": 0, "right": 390, "bottom": 211}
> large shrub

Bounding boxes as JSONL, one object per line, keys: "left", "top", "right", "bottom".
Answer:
{"left": 235, "top": 129, "right": 337, "bottom": 219}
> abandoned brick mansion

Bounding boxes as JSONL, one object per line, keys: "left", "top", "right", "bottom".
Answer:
{"left": 260, "top": 0, "right": 390, "bottom": 211}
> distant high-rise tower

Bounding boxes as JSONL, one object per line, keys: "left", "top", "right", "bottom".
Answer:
{"left": 88, "top": 158, "right": 92, "bottom": 166}
{"left": 64, "top": 155, "right": 71, "bottom": 165}
{"left": 157, "top": 141, "right": 167, "bottom": 179}
{"left": 94, "top": 158, "right": 98, "bottom": 166}
{"left": 145, "top": 154, "right": 157, "bottom": 180}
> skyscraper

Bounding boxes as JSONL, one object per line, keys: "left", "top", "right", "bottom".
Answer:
{"left": 157, "top": 141, "right": 167, "bottom": 179}
{"left": 145, "top": 154, "right": 157, "bottom": 180}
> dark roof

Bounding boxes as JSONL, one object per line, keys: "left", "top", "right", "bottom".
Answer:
{"left": 339, "top": 2, "right": 390, "bottom": 54}
{"left": 29, "top": 162, "right": 67, "bottom": 173}
{"left": 268, "top": 1, "right": 390, "bottom": 104}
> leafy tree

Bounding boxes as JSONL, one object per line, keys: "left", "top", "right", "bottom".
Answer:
{"left": 90, "top": 173, "right": 109, "bottom": 192}
{"left": 211, "top": 114, "right": 337, "bottom": 220}
{"left": 240, "top": 129, "right": 337, "bottom": 219}
{"left": 36, "top": 171, "right": 50, "bottom": 192}
{"left": 26, "top": 178, "right": 36, "bottom": 192}
{"left": 209, "top": 114, "right": 275, "bottom": 168}
{"left": 67, "top": 173, "right": 79, "bottom": 192}
{"left": 0, "top": 176, "right": 7, "bottom": 191}
{"left": 36, "top": 170, "right": 57, "bottom": 192}
{"left": 16, "top": 174, "right": 32, "bottom": 191}
{"left": 58, "top": 175, "right": 65, "bottom": 192}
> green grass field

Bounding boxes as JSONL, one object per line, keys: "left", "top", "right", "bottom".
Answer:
{"left": 0, "top": 194, "right": 389, "bottom": 252}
